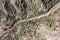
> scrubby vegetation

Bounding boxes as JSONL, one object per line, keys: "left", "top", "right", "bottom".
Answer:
{"left": 0, "top": 0, "right": 60, "bottom": 40}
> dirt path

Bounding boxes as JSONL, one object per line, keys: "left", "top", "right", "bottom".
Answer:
{"left": 10, "top": 0, "right": 21, "bottom": 13}
{"left": 0, "top": 2, "right": 60, "bottom": 40}
{"left": 13, "top": 3, "right": 60, "bottom": 25}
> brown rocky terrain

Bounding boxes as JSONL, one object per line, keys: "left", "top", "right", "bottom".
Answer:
{"left": 0, "top": 0, "right": 60, "bottom": 40}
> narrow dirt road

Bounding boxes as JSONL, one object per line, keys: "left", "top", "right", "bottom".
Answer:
{"left": 10, "top": 0, "right": 21, "bottom": 13}
{"left": 13, "top": 3, "right": 60, "bottom": 25}
{"left": 0, "top": 2, "right": 60, "bottom": 40}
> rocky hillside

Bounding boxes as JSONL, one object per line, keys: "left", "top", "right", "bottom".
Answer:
{"left": 0, "top": 0, "right": 60, "bottom": 40}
